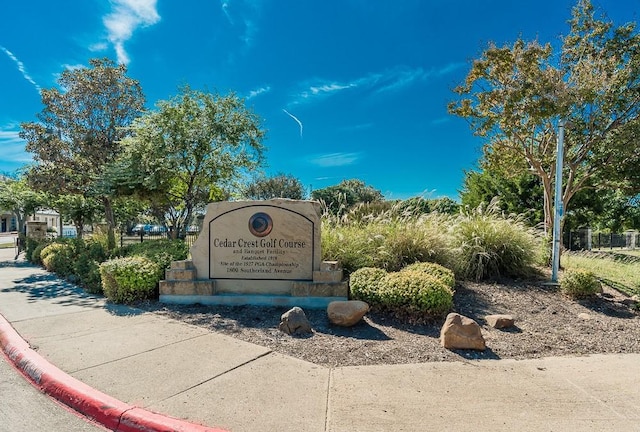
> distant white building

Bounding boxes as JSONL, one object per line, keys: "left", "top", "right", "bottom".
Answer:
{"left": 28, "top": 209, "right": 61, "bottom": 232}
{"left": 0, "top": 211, "right": 17, "bottom": 233}
{"left": 0, "top": 209, "right": 61, "bottom": 233}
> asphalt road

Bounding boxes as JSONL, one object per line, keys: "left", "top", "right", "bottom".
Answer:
{"left": 0, "top": 353, "right": 107, "bottom": 432}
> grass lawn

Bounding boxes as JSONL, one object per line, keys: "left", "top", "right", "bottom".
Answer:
{"left": 562, "top": 253, "right": 640, "bottom": 296}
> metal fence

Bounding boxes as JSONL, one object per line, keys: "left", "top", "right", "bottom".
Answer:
{"left": 564, "top": 229, "right": 639, "bottom": 251}
{"left": 119, "top": 230, "right": 200, "bottom": 248}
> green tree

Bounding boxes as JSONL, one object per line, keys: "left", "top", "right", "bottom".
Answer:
{"left": 242, "top": 173, "right": 306, "bottom": 200}
{"left": 429, "top": 197, "right": 460, "bottom": 215}
{"left": 460, "top": 167, "right": 544, "bottom": 226}
{"left": 449, "top": 0, "right": 640, "bottom": 234}
{"left": 311, "top": 179, "right": 383, "bottom": 215}
{"left": 53, "top": 194, "right": 101, "bottom": 239}
{"left": 20, "top": 58, "right": 145, "bottom": 248}
{"left": 0, "top": 177, "right": 45, "bottom": 233}
{"left": 114, "top": 87, "right": 265, "bottom": 237}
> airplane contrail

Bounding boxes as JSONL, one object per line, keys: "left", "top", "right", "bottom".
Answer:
{"left": 1, "top": 46, "right": 41, "bottom": 94}
{"left": 283, "top": 109, "right": 303, "bottom": 138}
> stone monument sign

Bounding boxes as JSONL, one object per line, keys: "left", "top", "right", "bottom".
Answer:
{"left": 159, "top": 199, "right": 347, "bottom": 308}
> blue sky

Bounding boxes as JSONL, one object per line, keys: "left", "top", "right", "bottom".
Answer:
{"left": 1, "top": 1, "right": 638, "bottom": 200}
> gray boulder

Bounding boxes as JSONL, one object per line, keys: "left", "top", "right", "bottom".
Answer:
{"left": 279, "top": 307, "right": 312, "bottom": 335}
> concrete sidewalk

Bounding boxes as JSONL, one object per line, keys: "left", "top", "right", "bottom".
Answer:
{"left": 1, "top": 246, "right": 639, "bottom": 432}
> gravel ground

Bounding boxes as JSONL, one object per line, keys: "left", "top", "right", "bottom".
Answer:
{"left": 139, "top": 277, "right": 640, "bottom": 367}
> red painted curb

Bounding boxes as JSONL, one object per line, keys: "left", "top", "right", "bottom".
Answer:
{"left": 0, "top": 314, "right": 227, "bottom": 432}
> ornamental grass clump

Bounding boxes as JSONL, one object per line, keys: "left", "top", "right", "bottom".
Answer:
{"left": 322, "top": 203, "right": 453, "bottom": 274}
{"left": 100, "top": 256, "right": 161, "bottom": 304}
{"left": 560, "top": 268, "right": 602, "bottom": 299}
{"left": 451, "top": 200, "right": 543, "bottom": 281}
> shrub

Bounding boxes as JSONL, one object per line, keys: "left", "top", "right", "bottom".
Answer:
{"left": 451, "top": 202, "right": 543, "bottom": 281}
{"left": 25, "top": 236, "right": 41, "bottom": 262}
{"left": 379, "top": 270, "right": 453, "bottom": 318}
{"left": 116, "top": 239, "right": 188, "bottom": 276}
{"left": 560, "top": 268, "right": 602, "bottom": 299}
{"left": 31, "top": 240, "right": 52, "bottom": 266}
{"left": 40, "top": 242, "right": 76, "bottom": 276}
{"left": 349, "top": 266, "right": 454, "bottom": 320}
{"left": 74, "top": 253, "right": 103, "bottom": 294}
{"left": 100, "top": 256, "right": 161, "bottom": 304}
{"left": 349, "top": 267, "right": 388, "bottom": 304}
{"left": 73, "top": 238, "right": 108, "bottom": 294}
{"left": 402, "top": 262, "right": 455, "bottom": 289}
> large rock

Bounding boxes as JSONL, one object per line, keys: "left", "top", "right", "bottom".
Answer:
{"left": 485, "top": 314, "right": 515, "bottom": 329}
{"left": 327, "top": 300, "right": 369, "bottom": 327}
{"left": 440, "top": 313, "right": 486, "bottom": 351}
{"left": 279, "top": 307, "right": 312, "bottom": 335}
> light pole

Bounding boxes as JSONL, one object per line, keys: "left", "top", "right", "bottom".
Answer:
{"left": 551, "top": 119, "right": 565, "bottom": 283}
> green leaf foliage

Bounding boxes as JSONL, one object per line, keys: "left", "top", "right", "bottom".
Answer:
{"left": 100, "top": 256, "right": 161, "bottom": 304}
{"left": 113, "top": 86, "right": 265, "bottom": 237}
{"left": 452, "top": 201, "right": 544, "bottom": 281}
{"left": 349, "top": 266, "right": 454, "bottom": 320}
{"left": 402, "top": 262, "right": 456, "bottom": 289}
{"left": 349, "top": 267, "right": 388, "bottom": 305}
{"left": 312, "top": 179, "right": 383, "bottom": 216}
{"left": 560, "top": 268, "right": 602, "bottom": 299}
{"left": 242, "top": 173, "right": 306, "bottom": 200}
{"left": 380, "top": 270, "right": 453, "bottom": 318}
{"left": 116, "top": 239, "right": 189, "bottom": 275}
{"left": 40, "top": 241, "right": 76, "bottom": 277}
{"left": 20, "top": 58, "right": 145, "bottom": 248}
{"left": 449, "top": 0, "right": 640, "bottom": 232}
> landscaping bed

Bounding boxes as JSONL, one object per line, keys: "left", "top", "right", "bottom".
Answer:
{"left": 138, "top": 276, "right": 640, "bottom": 367}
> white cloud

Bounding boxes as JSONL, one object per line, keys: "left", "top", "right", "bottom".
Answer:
{"left": 309, "top": 152, "right": 361, "bottom": 168}
{"left": 103, "top": 0, "right": 161, "bottom": 65}
{"left": 0, "top": 128, "right": 31, "bottom": 167}
{"left": 0, "top": 46, "right": 41, "bottom": 94}
{"left": 291, "top": 63, "right": 465, "bottom": 105}
{"left": 219, "top": 0, "right": 261, "bottom": 48}
{"left": 246, "top": 85, "right": 271, "bottom": 99}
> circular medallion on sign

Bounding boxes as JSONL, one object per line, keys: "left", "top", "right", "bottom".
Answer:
{"left": 248, "top": 212, "right": 273, "bottom": 237}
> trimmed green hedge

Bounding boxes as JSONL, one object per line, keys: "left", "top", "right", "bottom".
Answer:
{"left": 349, "top": 262, "right": 455, "bottom": 320}
{"left": 40, "top": 242, "right": 76, "bottom": 277}
{"left": 349, "top": 267, "right": 388, "bottom": 305}
{"left": 402, "top": 262, "right": 455, "bottom": 289}
{"left": 379, "top": 270, "right": 453, "bottom": 317}
{"left": 100, "top": 256, "right": 161, "bottom": 304}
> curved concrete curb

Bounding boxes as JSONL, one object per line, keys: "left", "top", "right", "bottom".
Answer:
{"left": 0, "top": 314, "right": 227, "bottom": 432}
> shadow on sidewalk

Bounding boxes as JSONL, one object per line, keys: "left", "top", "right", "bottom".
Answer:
{"left": 1, "top": 271, "right": 146, "bottom": 317}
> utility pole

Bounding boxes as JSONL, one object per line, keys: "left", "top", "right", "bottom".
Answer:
{"left": 551, "top": 119, "right": 565, "bottom": 283}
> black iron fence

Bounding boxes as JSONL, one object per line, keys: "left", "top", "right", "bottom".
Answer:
{"left": 119, "top": 229, "right": 200, "bottom": 248}
{"left": 564, "top": 229, "right": 640, "bottom": 251}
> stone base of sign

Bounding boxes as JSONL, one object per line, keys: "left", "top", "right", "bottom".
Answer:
{"left": 159, "top": 294, "right": 345, "bottom": 309}
{"left": 159, "top": 259, "right": 348, "bottom": 308}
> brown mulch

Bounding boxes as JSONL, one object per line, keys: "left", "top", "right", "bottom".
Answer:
{"left": 138, "top": 278, "right": 640, "bottom": 367}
